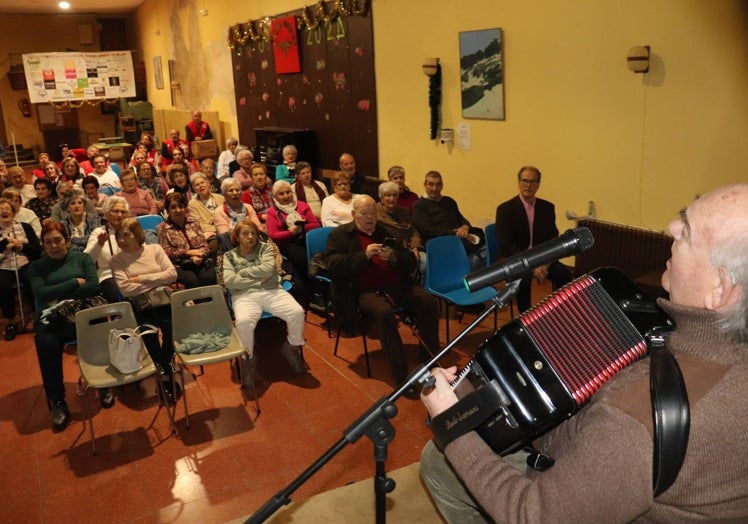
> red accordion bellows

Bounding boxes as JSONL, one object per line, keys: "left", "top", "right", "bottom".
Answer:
{"left": 520, "top": 275, "right": 648, "bottom": 405}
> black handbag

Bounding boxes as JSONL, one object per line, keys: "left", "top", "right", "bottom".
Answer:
{"left": 46, "top": 295, "right": 109, "bottom": 338}
{"left": 128, "top": 287, "right": 173, "bottom": 312}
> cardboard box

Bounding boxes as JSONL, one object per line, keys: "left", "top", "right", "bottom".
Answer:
{"left": 191, "top": 139, "right": 218, "bottom": 159}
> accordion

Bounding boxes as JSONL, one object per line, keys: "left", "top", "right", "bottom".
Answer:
{"left": 430, "top": 267, "right": 673, "bottom": 455}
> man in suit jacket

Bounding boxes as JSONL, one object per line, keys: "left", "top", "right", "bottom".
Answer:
{"left": 495, "top": 165, "right": 571, "bottom": 312}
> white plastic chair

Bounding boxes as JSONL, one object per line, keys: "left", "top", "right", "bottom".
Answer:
{"left": 75, "top": 301, "right": 176, "bottom": 455}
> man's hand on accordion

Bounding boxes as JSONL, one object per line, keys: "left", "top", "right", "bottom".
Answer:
{"left": 420, "top": 366, "right": 460, "bottom": 418}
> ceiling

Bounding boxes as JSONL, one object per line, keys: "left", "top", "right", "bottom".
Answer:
{"left": 0, "top": 0, "right": 142, "bottom": 15}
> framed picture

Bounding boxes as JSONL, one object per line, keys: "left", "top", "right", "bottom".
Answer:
{"left": 459, "top": 28, "right": 504, "bottom": 120}
{"left": 153, "top": 56, "right": 164, "bottom": 90}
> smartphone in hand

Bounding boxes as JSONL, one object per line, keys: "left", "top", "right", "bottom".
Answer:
{"left": 383, "top": 237, "right": 396, "bottom": 249}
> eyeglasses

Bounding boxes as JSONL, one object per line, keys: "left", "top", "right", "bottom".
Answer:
{"left": 109, "top": 209, "right": 128, "bottom": 215}
{"left": 520, "top": 178, "right": 539, "bottom": 185}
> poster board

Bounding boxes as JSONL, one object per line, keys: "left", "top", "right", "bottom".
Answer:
{"left": 22, "top": 51, "right": 136, "bottom": 104}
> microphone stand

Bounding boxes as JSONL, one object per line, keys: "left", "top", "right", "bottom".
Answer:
{"left": 246, "top": 280, "right": 521, "bottom": 524}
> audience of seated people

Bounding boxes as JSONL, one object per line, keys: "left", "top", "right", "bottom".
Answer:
{"left": 6, "top": 138, "right": 582, "bottom": 436}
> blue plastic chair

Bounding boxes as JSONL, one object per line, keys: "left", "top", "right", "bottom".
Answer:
{"left": 305, "top": 227, "right": 335, "bottom": 337}
{"left": 425, "top": 235, "right": 498, "bottom": 342}
{"left": 135, "top": 214, "right": 164, "bottom": 231}
{"left": 484, "top": 223, "right": 515, "bottom": 318}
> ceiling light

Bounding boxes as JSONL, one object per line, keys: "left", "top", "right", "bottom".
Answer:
{"left": 59, "top": 1, "right": 71, "bottom": 9}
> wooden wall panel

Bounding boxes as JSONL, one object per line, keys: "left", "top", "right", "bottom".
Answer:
{"left": 231, "top": 3, "right": 377, "bottom": 178}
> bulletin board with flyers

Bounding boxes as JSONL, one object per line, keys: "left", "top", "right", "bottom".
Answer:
{"left": 21, "top": 51, "right": 136, "bottom": 104}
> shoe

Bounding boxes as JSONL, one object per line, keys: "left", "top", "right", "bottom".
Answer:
{"left": 98, "top": 388, "right": 115, "bottom": 409}
{"left": 279, "top": 341, "right": 305, "bottom": 374}
{"left": 403, "top": 385, "right": 420, "bottom": 400}
{"left": 161, "top": 379, "right": 182, "bottom": 407}
{"left": 5, "top": 323, "right": 17, "bottom": 341}
{"left": 240, "top": 354, "right": 258, "bottom": 388}
{"left": 51, "top": 400, "right": 70, "bottom": 432}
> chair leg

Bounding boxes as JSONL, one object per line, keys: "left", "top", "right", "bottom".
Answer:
{"left": 238, "top": 355, "right": 261, "bottom": 416}
{"left": 361, "top": 331, "right": 370, "bottom": 378}
{"left": 151, "top": 374, "right": 178, "bottom": 436}
{"left": 445, "top": 303, "right": 451, "bottom": 343}
{"left": 77, "top": 377, "right": 97, "bottom": 456}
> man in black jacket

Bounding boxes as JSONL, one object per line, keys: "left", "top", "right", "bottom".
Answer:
{"left": 495, "top": 165, "right": 571, "bottom": 312}
{"left": 324, "top": 195, "right": 440, "bottom": 391}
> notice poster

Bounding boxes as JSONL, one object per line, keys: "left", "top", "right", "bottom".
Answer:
{"left": 22, "top": 51, "right": 136, "bottom": 104}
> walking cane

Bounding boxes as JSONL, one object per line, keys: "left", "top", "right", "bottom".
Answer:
{"left": 12, "top": 249, "right": 26, "bottom": 328}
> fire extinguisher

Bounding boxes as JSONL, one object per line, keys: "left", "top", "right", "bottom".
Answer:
{"left": 18, "top": 98, "right": 31, "bottom": 117}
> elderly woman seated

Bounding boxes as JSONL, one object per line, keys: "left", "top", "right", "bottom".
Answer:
{"left": 377, "top": 181, "right": 426, "bottom": 278}
{"left": 293, "top": 161, "right": 328, "bottom": 221}
{"left": 158, "top": 192, "right": 216, "bottom": 288}
{"left": 0, "top": 197, "right": 41, "bottom": 340}
{"left": 118, "top": 168, "right": 158, "bottom": 216}
{"left": 189, "top": 172, "right": 224, "bottom": 256}
{"left": 110, "top": 218, "right": 180, "bottom": 404}
{"left": 60, "top": 189, "right": 101, "bottom": 253}
{"left": 222, "top": 219, "right": 306, "bottom": 387}
{"left": 266, "top": 180, "right": 321, "bottom": 287}
{"left": 241, "top": 162, "right": 274, "bottom": 224}
{"left": 321, "top": 171, "right": 357, "bottom": 227}
{"left": 214, "top": 177, "right": 264, "bottom": 253}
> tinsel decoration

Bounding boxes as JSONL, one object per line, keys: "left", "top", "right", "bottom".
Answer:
{"left": 428, "top": 62, "right": 442, "bottom": 140}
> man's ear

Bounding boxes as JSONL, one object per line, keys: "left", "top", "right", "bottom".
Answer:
{"left": 705, "top": 268, "right": 742, "bottom": 311}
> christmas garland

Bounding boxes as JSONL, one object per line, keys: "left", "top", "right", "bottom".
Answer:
{"left": 228, "top": 0, "right": 370, "bottom": 51}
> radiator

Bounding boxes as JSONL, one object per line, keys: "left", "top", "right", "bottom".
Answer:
{"left": 575, "top": 218, "right": 672, "bottom": 300}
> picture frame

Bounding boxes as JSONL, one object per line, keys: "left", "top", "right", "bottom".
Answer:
{"left": 153, "top": 56, "right": 164, "bottom": 90}
{"left": 459, "top": 28, "right": 504, "bottom": 120}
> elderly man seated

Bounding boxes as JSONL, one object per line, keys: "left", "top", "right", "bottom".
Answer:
{"left": 324, "top": 194, "right": 440, "bottom": 397}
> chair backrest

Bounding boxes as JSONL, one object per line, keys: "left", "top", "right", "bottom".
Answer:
{"left": 75, "top": 302, "right": 138, "bottom": 366}
{"left": 484, "top": 222, "right": 498, "bottom": 265}
{"left": 425, "top": 235, "right": 472, "bottom": 294}
{"left": 170, "top": 285, "right": 234, "bottom": 343}
{"left": 136, "top": 214, "right": 164, "bottom": 231}
{"left": 305, "top": 226, "right": 335, "bottom": 264}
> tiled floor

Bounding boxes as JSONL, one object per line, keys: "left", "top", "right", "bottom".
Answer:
{"left": 0, "top": 289, "right": 540, "bottom": 524}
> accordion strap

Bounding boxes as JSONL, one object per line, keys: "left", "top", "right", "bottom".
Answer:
{"left": 650, "top": 342, "right": 690, "bottom": 496}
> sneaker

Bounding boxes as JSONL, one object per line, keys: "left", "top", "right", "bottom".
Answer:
{"left": 51, "top": 400, "right": 70, "bottom": 432}
{"left": 4, "top": 323, "right": 17, "bottom": 341}
{"left": 279, "top": 341, "right": 305, "bottom": 374}
{"left": 240, "top": 354, "right": 258, "bottom": 388}
{"left": 98, "top": 388, "right": 115, "bottom": 409}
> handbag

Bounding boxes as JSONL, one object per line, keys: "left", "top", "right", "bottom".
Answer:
{"left": 44, "top": 295, "right": 108, "bottom": 339}
{"left": 128, "top": 286, "right": 173, "bottom": 312}
{"left": 108, "top": 324, "right": 158, "bottom": 374}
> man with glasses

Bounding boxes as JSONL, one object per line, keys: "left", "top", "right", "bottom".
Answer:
{"left": 324, "top": 195, "right": 440, "bottom": 397}
{"left": 495, "top": 165, "right": 571, "bottom": 312}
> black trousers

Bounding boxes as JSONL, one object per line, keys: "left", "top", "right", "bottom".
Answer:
{"left": 516, "top": 261, "right": 572, "bottom": 313}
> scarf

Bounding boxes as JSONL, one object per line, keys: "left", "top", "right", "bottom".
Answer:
{"left": 224, "top": 202, "right": 247, "bottom": 228}
{"left": 273, "top": 193, "right": 304, "bottom": 228}
{"left": 295, "top": 179, "right": 327, "bottom": 205}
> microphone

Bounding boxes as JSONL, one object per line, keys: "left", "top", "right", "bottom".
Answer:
{"left": 464, "top": 227, "right": 594, "bottom": 292}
